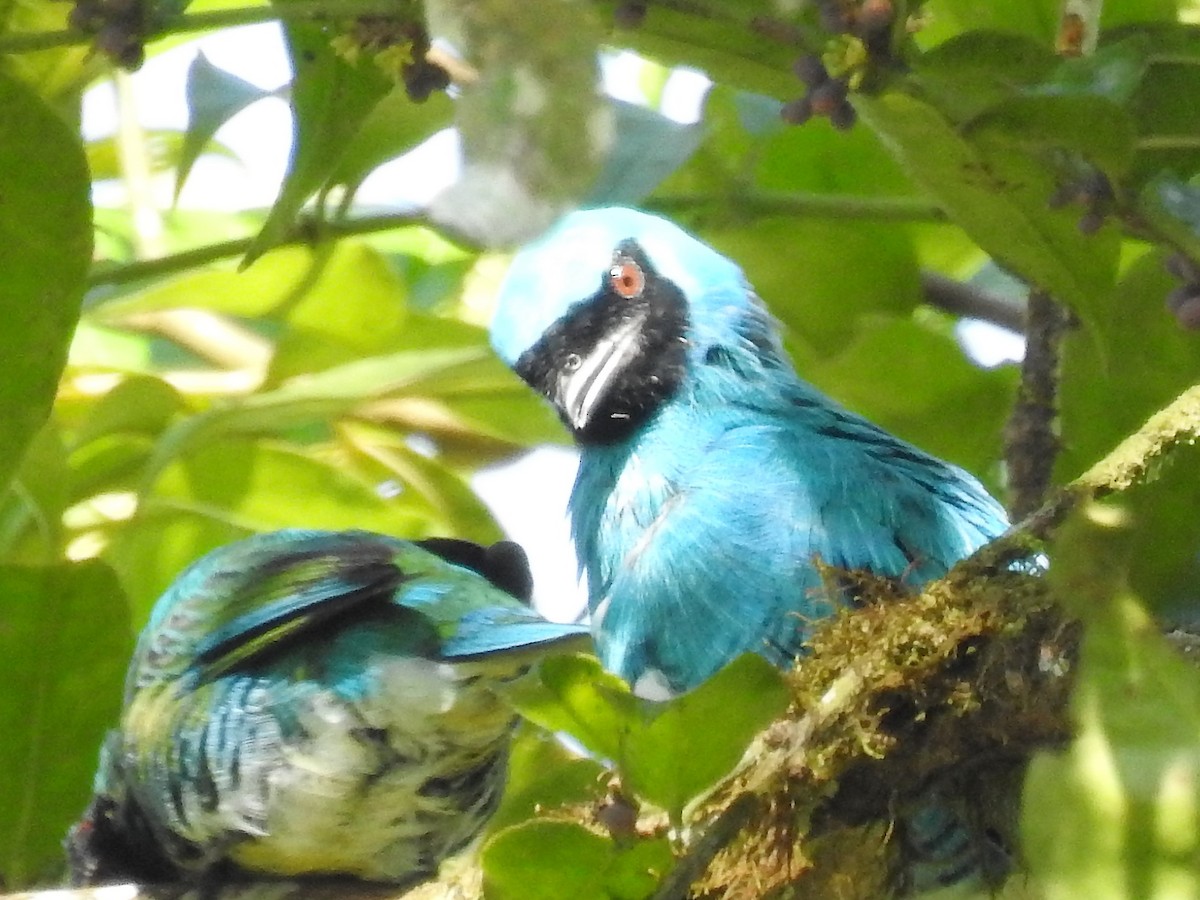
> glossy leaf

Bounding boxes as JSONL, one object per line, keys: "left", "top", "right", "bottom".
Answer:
{"left": 483, "top": 820, "right": 616, "bottom": 900}
{"left": 620, "top": 653, "right": 789, "bottom": 817}
{"left": 503, "top": 653, "right": 636, "bottom": 764}
{"left": 0, "top": 561, "right": 131, "bottom": 887}
{"left": 855, "top": 90, "right": 1119, "bottom": 320}
{"left": 505, "top": 653, "right": 788, "bottom": 818}
{"left": 489, "top": 725, "right": 606, "bottom": 834}
{"left": 964, "top": 94, "right": 1136, "bottom": 178}
{"left": 245, "top": 18, "right": 392, "bottom": 262}
{"left": 327, "top": 86, "right": 455, "bottom": 200}
{"left": 0, "top": 71, "right": 92, "bottom": 498}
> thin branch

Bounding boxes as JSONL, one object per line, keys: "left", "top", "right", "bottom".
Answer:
{"left": 650, "top": 192, "right": 946, "bottom": 223}
{"left": 85, "top": 212, "right": 432, "bottom": 291}
{"left": 919, "top": 271, "right": 1026, "bottom": 334}
{"left": 1004, "top": 290, "right": 1070, "bottom": 519}
{"left": 649, "top": 793, "right": 764, "bottom": 900}
{"left": 0, "top": 0, "right": 409, "bottom": 54}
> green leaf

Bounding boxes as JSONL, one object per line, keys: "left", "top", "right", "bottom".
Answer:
{"left": 621, "top": 654, "right": 788, "bottom": 817}
{"left": 488, "top": 725, "right": 606, "bottom": 833}
{"left": 483, "top": 820, "right": 615, "bottom": 900}
{"left": 245, "top": 18, "right": 392, "bottom": 263}
{"left": 1039, "top": 34, "right": 1151, "bottom": 104}
{"left": 1129, "top": 56, "right": 1200, "bottom": 181}
{"left": 70, "top": 376, "right": 184, "bottom": 450}
{"left": 503, "top": 653, "right": 635, "bottom": 764}
{"left": 0, "top": 423, "right": 70, "bottom": 562}
{"left": 108, "top": 438, "right": 430, "bottom": 621}
{"left": 856, "top": 90, "right": 1119, "bottom": 319}
{"left": 964, "top": 94, "right": 1136, "bottom": 178}
{"left": 916, "top": 31, "right": 1058, "bottom": 122}
{"left": 1025, "top": 504, "right": 1200, "bottom": 899}
{"left": 484, "top": 819, "right": 674, "bottom": 900}
{"left": 338, "top": 422, "right": 503, "bottom": 544}
{"left": 701, "top": 218, "right": 922, "bottom": 352}
{"left": 266, "top": 241, "right": 410, "bottom": 382}
{"left": 1057, "top": 250, "right": 1200, "bottom": 482}
{"left": 918, "top": 0, "right": 1059, "bottom": 48}
{"left": 0, "top": 561, "right": 132, "bottom": 887}
{"left": 0, "top": 71, "right": 91, "bottom": 498}
{"left": 176, "top": 52, "right": 272, "bottom": 198}
{"left": 87, "top": 131, "right": 232, "bottom": 182}
{"left": 327, "top": 86, "right": 455, "bottom": 202}
{"left": 505, "top": 654, "right": 788, "bottom": 818}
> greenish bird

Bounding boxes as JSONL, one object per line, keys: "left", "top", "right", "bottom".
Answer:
{"left": 67, "top": 529, "right": 588, "bottom": 885}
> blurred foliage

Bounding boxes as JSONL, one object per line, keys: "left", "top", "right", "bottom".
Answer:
{"left": 1, "top": 0, "right": 1200, "bottom": 896}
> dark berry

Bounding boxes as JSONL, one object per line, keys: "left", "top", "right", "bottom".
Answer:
{"left": 792, "top": 53, "right": 828, "bottom": 86}
{"left": 808, "top": 79, "right": 847, "bottom": 116}
{"left": 68, "top": 3, "right": 100, "bottom": 31}
{"left": 614, "top": 2, "right": 647, "bottom": 28}
{"left": 857, "top": 0, "right": 895, "bottom": 40}
{"left": 1168, "top": 287, "right": 1200, "bottom": 330}
{"left": 596, "top": 795, "right": 639, "bottom": 839}
{"left": 1077, "top": 209, "right": 1105, "bottom": 235}
{"left": 829, "top": 100, "right": 858, "bottom": 130}
{"left": 95, "top": 22, "right": 143, "bottom": 68}
{"left": 403, "top": 61, "right": 450, "bottom": 102}
{"left": 1165, "top": 253, "right": 1199, "bottom": 282}
{"left": 817, "top": 0, "right": 854, "bottom": 32}
{"left": 781, "top": 96, "right": 814, "bottom": 125}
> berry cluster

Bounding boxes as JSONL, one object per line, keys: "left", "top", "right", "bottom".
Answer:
{"left": 779, "top": 0, "right": 899, "bottom": 130}
{"left": 782, "top": 56, "right": 855, "bottom": 130}
{"left": 337, "top": 17, "right": 450, "bottom": 102}
{"left": 1165, "top": 253, "right": 1200, "bottom": 331}
{"left": 68, "top": 0, "right": 147, "bottom": 69}
{"left": 1047, "top": 169, "right": 1114, "bottom": 235}
{"left": 816, "top": 0, "right": 896, "bottom": 57}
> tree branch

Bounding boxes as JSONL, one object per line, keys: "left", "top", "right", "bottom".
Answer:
{"left": 0, "top": 0, "right": 410, "bottom": 54}
{"left": 918, "top": 271, "right": 1025, "bottom": 334}
{"left": 1003, "top": 290, "right": 1070, "bottom": 519}
{"left": 85, "top": 212, "right": 431, "bottom": 292}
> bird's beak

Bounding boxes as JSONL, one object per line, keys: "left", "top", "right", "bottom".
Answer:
{"left": 555, "top": 311, "right": 647, "bottom": 433}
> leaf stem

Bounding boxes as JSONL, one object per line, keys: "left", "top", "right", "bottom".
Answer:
{"left": 85, "top": 211, "right": 431, "bottom": 291}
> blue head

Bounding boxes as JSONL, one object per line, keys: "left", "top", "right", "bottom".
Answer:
{"left": 492, "top": 207, "right": 790, "bottom": 444}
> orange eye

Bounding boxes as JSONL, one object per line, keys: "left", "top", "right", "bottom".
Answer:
{"left": 609, "top": 259, "right": 645, "bottom": 299}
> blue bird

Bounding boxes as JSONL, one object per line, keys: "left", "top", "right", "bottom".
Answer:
{"left": 490, "top": 207, "right": 1014, "bottom": 888}
{"left": 67, "top": 530, "right": 588, "bottom": 886}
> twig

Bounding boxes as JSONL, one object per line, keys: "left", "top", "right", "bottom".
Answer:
{"left": 85, "top": 212, "right": 432, "bottom": 292}
{"left": 649, "top": 793, "right": 764, "bottom": 900}
{"left": 649, "top": 192, "right": 945, "bottom": 223}
{"left": 1003, "top": 290, "right": 1070, "bottom": 519}
{"left": 919, "top": 271, "right": 1026, "bottom": 334}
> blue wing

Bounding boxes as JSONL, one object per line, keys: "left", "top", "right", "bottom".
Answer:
{"left": 132, "top": 529, "right": 586, "bottom": 690}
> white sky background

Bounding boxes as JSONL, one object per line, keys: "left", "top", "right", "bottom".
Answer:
{"left": 83, "top": 29, "right": 1023, "bottom": 621}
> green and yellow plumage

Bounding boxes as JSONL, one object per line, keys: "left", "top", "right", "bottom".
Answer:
{"left": 68, "top": 529, "right": 587, "bottom": 885}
